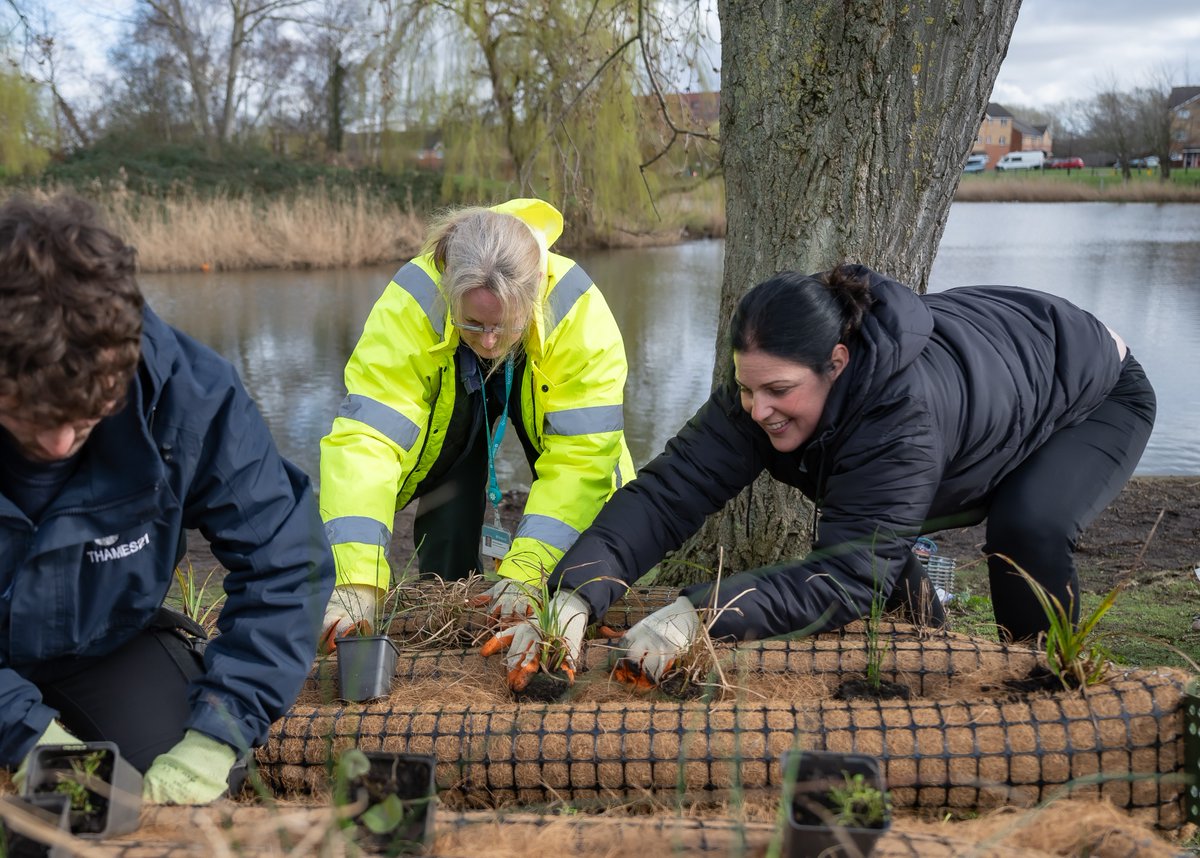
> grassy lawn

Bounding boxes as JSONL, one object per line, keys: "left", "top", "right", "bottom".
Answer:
{"left": 957, "top": 166, "right": 1200, "bottom": 201}
{"left": 944, "top": 559, "right": 1200, "bottom": 672}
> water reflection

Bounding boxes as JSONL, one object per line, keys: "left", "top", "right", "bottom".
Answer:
{"left": 139, "top": 203, "right": 1199, "bottom": 479}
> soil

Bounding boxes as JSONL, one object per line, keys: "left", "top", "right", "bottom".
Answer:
{"left": 924, "top": 475, "right": 1200, "bottom": 591}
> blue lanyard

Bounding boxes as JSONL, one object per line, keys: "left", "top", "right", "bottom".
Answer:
{"left": 481, "top": 357, "right": 514, "bottom": 512}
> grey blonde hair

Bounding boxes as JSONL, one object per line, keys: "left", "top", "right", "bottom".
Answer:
{"left": 425, "top": 208, "right": 543, "bottom": 359}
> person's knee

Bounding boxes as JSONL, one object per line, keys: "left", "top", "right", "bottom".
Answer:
{"left": 985, "top": 506, "right": 1074, "bottom": 573}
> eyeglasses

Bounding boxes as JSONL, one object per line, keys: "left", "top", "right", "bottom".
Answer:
{"left": 450, "top": 319, "right": 525, "bottom": 336}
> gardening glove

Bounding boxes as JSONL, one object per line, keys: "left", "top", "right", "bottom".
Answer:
{"left": 12, "top": 720, "right": 79, "bottom": 792}
{"left": 612, "top": 596, "right": 700, "bottom": 690}
{"left": 143, "top": 730, "right": 237, "bottom": 806}
{"left": 470, "top": 578, "right": 534, "bottom": 626}
{"left": 320, "top": 584, "right": 380, "bottom": 652}
{"left": 480, "top": 591, "right": 590, "bottom": 691}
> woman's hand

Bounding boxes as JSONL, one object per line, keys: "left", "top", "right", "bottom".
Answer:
{"left": 611, "top": 596, "right": 700, "bottom": 689}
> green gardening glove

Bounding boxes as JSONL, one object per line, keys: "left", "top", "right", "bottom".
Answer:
{"left": 13, "top": 720, "right": 79, "bottom": 792}
{"left": 142, "top": 730, "right": 237, "bottom": 805}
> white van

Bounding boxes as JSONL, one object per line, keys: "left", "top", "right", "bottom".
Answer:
{"left": 995, "top": 151, "right": 1045, "bottom": 171}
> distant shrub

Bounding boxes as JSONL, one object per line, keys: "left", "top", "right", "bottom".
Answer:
{"left": 10, "top": 138, "right": 444, "bottom": 212}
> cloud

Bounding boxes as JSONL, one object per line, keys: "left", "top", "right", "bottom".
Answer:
{"left": 993, "top": 0, "right": 1200, "bottom": 107}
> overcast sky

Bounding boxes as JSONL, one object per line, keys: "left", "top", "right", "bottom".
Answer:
{"left": 991, "top": 0, "right": 1199, "bottom": 108}
{"left": 42, "top": 0, "right": 1200, "bottom": 111}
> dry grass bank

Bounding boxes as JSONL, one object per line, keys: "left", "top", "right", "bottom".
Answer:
{"left": 25, "top": 185, "right": 426, "bottom": 273}
{"left": 24, "top": 182, "right": 728, "bottom": 272}
{"left": 955, "top": 176, "right": 1200, "bottom": 203}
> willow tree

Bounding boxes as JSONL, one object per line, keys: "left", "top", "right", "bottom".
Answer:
{"left": 428, "top": 0, "right": 652, "bottom": 237}
{"left": 665, "top": 0, "right": 1023, "bottom": 581}
{"left": 0, "top": 67, "right": 52, "bottom": 175}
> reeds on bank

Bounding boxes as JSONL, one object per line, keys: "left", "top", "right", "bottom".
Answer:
{"left": 25, "top": 184, "right": 427, "bottom": 273}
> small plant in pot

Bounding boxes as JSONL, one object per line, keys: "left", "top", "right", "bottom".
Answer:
{"left": 23, "top": 742, "right": 142, "bottom": 838}
{"left": 328, "top": 577, "right": 411, "bottom": 702}
{"left": 334, "top": 749, "right": 436, "bottom": 855}
{"left": 324, "top": 549, "right": 416, "bottom": 702}
{"left": 779, "top": 750, "right": 891, "bottom": 858}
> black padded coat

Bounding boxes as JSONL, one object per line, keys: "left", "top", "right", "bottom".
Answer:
{"left": 551, "top": 266, "right": 1122, "bottom": 640}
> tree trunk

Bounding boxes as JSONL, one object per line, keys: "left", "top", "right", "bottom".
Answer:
{"left": 662, "top": 0, "right": 1022, "bottom": 585}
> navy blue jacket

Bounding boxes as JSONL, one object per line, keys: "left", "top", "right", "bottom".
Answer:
{"left": 553, "top": 268, "right": 1122, "bottom": 640}
{"left": 0, "top": 308, "right": 335, "bottom": 765}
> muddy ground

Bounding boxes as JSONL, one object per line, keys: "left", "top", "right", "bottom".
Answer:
{"left": 927, "top": 475, "right": 1200, "bottom": 591}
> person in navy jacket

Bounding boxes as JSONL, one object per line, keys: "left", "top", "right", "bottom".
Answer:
{"left": 0, "top": 195, "right": 334, "bottom": 803}
{"left": 509, "top": 264, "right": 1155, "bottom": 689}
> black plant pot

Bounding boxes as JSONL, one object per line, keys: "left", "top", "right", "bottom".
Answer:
{"left": 336, "top": 635, "right": 401, "bottom": 702}
{"left": 780, "top": 750, "right": 891, "bottom": 858}
{"left": 0, "top": 793, "right": 71, "bottom": 857}
{"left": 22, "top": 742, "right": 143, "bottom": 838}
{"left": 351, "top": 752, "right": 437, "bottom": 855}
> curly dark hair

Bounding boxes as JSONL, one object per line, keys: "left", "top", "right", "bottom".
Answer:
{"left": 0, "top": 195, "right": 144, "bottom": 423}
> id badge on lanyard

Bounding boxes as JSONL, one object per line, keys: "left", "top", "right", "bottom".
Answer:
{"left": 481, "top": 515, "right": 513, "bottom": 563}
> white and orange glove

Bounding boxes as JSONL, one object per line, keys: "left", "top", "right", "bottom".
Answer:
{"left": 319, "top": 584, "right": 381, "bottom": 651}
{"left": 612, "top": 596, "right": 700, "bottom": 689}
{"left": 480, "top": 591, "right": 589, "bottom": 691}
{"left": 471, "top": 578, "right": 534, "bottom": 626}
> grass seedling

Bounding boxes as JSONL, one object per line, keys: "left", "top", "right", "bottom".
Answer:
{"left": 827, "top": 771, "right": 889, "bottom": 828}
{"left": 171, "top": 558, "right": 226, "bottom": 635}
{"left": 998, "top": 554, "right": 1121, "bottom": 690}
{"left": 53, "top": 751, "right": 105, "bottom": 815}
{"left": 864, "top": 563, "right": 888, "bottom": 692}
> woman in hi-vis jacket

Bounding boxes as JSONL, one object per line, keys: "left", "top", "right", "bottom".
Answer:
{"left": 319, "top": 199, "right": 634, "bottom": 643}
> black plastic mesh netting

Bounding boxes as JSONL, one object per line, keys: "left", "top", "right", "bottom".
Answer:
{"left": 264, "top": 626, "right": 1191, "bottom": 830}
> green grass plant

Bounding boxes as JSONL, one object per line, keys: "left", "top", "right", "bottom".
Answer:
{"left": 170, "top": 559, "right": 226, "bottom": 635}
{"left": 945, "top": 558, "right": 1200, "bottom": 671}
{"left": 827, "top": 771, "right": 889, "bottom": 828}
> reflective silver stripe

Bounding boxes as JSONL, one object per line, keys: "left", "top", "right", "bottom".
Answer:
{"left": 338, "top": 394, "right": 421, "bottom": 451}
{"left": 546, "top": 263, "right": 591, "bottom": 333}
{"left": 515, "top": 514, "right": 580, "bottom": 554}
{"left": 543, "top": 403, "right": 624, "bottom": 437}
{"left": 393, "top": 262, "right": 445, "bottom": 339}
{"left": 614, "top": 461, "right": 624, "bottom": 489}
{"left": 325, "top": 516, "right": 391, "bottom": 553}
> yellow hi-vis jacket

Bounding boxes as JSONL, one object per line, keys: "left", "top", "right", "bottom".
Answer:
{"left": 319, "top": 199, "right": 635, "bottom": 590}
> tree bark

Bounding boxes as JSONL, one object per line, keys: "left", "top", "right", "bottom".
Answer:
{"left": 662, "top": 0, "right": 1022, "bottom": 584}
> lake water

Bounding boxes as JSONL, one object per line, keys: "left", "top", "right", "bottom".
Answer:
{"left": 139, "top": 202, "right": 1200, "bottom": 482}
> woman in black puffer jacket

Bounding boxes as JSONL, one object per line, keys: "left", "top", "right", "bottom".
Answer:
{"left": 513, "top": 264, "right": 1156, "bottom": 690}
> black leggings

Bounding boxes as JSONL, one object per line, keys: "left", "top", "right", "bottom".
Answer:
{"left": 31, "top": 613, "right": 205, "bottom": 773}
{"left": 984, "top": 354, "right": 1156, "bottom": 642}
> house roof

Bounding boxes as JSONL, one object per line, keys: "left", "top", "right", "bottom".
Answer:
{"left": 1169, "top": 86, "right": 1200, "bottom": 110}
{"left": 984, "top": 103, "right": 1014, "bottom": 118}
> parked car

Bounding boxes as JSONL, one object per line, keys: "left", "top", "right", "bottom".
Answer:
{"left": 995, "top": 151, "right": 1046, "bottom": 171}
{"left": 1046, "top": 157, "right": 1084, "bottom": 170}
{"left": 963, "top": 153, "right": 988, "bottom": 173}
{"left": 1114, "top": 156, "right": 1161, "bottom": 169}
